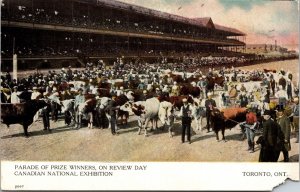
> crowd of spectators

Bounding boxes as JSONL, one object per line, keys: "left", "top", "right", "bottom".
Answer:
{"left": 1, "top": 0, "right": 241, "bottom": 42}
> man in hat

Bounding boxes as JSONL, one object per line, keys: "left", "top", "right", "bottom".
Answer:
{"left": 205, "top": 92, "right": 216, "bottom": 132}
{"left": 178, "top": 98, "right": 192, "bottom": 144}
{"left": 107, "top": 94, "right": 119, "bottom": 135}
{"left": 49, "top": 90, "right": 60, "bottom": 122}
{"left": 240, "top": 107, "right": 258, "bottom": 153}
{"left": 228, "top": 84, "right": 238, "bottom": 104}
{"left": 239, "top": 91, "right": 248, "bottom": 108}
{"left": 278, "top": 75, "right": 286, "bottom": 90}
{"left": 240, "top": 84, "right": 247, "bottom": 93}
{"left": 197, "top": 76, "right": 208, "bottom": 98}
{"left": 162, "top": 85, "right": 170, "bottom": 97}
{"left": 141, "top": 90, "right": 148, "bottom": 101}
{"left": 259, "top": 96, "right": 270, "bottom": 115}
{"left": 154, "top": 88, "right": 161, "bottom": 97}
{"left": 41, "top": 93, "right": 51, "bottom": 131}
{"left": 171, "top": 81, "right": 179, "bottom": 96}
{"left": 276, "top": 107, "right": 291, "bottom": 162}
{"left": 275, "top": 85, "right": 288, "bottom": 109}
{"left": 286, "top": 79, "right": 293, "bottom": 101}
{"left": 137, "top": 80, "right": 146, "bottom": 90}
{"left": 31, "top": 87, "right": 41, "bottom": 100}
{"left": 10, "top": 86, "right": 21, "bottom": 104}
{"left": 269, "top": 76, "right": 276, "bottom": 96}
{"left": 116, "top": 86, "right": 124, "bottom": 96}
{"left": 74, "top": 88, "right": 86, "bottom": 129}
{"left": 259, "top": 110, "right": 284, "bottom": 162}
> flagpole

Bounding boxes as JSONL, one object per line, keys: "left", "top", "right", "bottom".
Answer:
{"left": 13, "top": 37, "right": 15, "bottom": 55}
{"left": 12, "top": 37, "right": 18, "bottom": 81}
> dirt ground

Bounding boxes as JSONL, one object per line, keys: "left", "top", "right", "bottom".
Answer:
{"left": 0, "top": 59, "right": 299, "bottom": 162}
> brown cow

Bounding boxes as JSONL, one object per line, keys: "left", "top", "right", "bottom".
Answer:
{"left": 159, "top": 95, "right": 194, "bottom": 110}
{"left": 210, "top": 107, "right": 247, "bottom": 141}
{"left": 206, "top": 76, "right": 225, "bottom": 94}
{"left": 263, "top": 69, "right": 277, "bottom": 73}
{"left": 179, "top": 84, "right": 201, "bottom": 98}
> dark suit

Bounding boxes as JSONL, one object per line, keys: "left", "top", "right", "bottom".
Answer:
{"left": 108, "top": 99, "right": 118, "bottom": 134}
{"left": 287, "top": 82, "right": 292, "bottom": 100}
{"left": 42, "top": 101, "right": 51, "bottom": 130}
{"left": 277, "top": 115, "right": 291, "bottom": 162}
{"left": 180, "top": 104, "right": 192, "bottom": 143}
{"left": 270, "top": 79, "right": 276, "bottom": 95}
{"left": 205, "top": 98, "right": 216, "bottom": 132}
{"left": 260, "top": 118, "right": 284, "bottom": 162}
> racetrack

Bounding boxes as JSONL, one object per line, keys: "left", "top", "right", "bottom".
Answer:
{"left": 0, "top": 59, "right": 299, "bottom": 162}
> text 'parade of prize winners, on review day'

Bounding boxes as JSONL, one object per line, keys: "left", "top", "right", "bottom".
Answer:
{"left": 13, "top": 164, "right": 147, "bottom": 177}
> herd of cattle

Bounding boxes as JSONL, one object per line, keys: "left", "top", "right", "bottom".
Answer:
{"left": 0, "top": 66, "right": 298, "bottom": 141}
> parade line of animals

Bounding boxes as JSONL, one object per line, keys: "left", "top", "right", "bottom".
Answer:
{"left": 1, "top": 66, "right": 298, "bottom": 142}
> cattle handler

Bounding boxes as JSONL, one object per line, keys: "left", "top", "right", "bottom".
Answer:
{"left": 178, "top": 98, "right": 192, "bottom": 144}
{"left": 205, "top": 92, "right": 216, "bottom": 133}
{"left": 107, "top": 94, "right": 119, "bottom": 135}
{"left": 41, "top": 93, "right": 51, "bottom": 131}
{"left": 240, "top": 107, "right": 258, "bottom": 153}
{"left": 74, "top": 88, "right": 85, "bottom": 129}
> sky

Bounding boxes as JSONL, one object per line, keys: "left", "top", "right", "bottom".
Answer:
{"left": 118, "top": 0, "right": 299, "bottom": 51}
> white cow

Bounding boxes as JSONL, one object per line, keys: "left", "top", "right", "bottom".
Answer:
{"left": 120, "top": 97, "right": 160, "bottom": 136}
{"left": 125, "top": 91, "right": 135, "bottom": 102}
{"left": 95, "top": 97, "right": 115, "bottom": 129}
{"left": 158, "top": 101, "right": 175, "bottom": 138}
{"left": 60, "top": 99, "right": 75, "bottom": 126}
{"left": 77, "top": 99, "right": 94, "bottom": 128}
{"left": 191, "top": 98, "right": 206, "bottom": 131}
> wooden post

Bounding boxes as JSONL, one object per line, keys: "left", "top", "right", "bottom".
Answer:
{"left": 13, "top": 54, "right": 17, "bottom": 81}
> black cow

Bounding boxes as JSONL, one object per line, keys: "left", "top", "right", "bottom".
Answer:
{"left": 1, "top": 100, "right": 47, "bottom": 137}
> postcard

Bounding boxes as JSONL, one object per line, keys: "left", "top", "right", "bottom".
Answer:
{"left": 1, "top": 0, "right": 299, "bottom": 191}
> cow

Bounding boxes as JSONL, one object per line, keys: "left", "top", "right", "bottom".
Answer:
{"left": 95, "top": 97, "right": 111, "bottom": 129}
{"left": 179, "top": 84, "right": 201, "bottom": 98}
{"left": 264, "top": 69, "right": 277, "bottom": 73}
{"left": 60, "top": 99, "right": 75, "bottom": 126}
{"left": 158, "top": 101, "right": 175, "bottom": 138}
{"left": 95, "top": 94, "right": 130, "bottom": 130}
{"left": 1, "top": 100, "right": 48, "bottom": 137}
{"left": 190, "top": 98, "right": 206, "bottom": 131}
{"left": 76, "top": 98, "right": 97, "bottom": 129}
{"left": 206, "top": 76, "right": 225, "bottom": 94}
{"left": 210, "top": 107, "right": 247, "bottom": 141}
{"left": 114, "top": 94, "right": 131, "bottom": 125}
{"left": 162, "top": 95, "right": 194, "bottom": 111}
{"left": 120, "top": 97, "right": 160, "bottom": 136}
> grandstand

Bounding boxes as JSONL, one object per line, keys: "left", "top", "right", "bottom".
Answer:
{"left": 1, "top": 0, "right": 246, "bottom": 70}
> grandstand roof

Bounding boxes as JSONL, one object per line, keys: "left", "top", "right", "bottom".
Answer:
{"left": 214, "top": 24, "right": 246, "bottom": 36}
{"left": 81, "top": 0, "right": 245, "bottom": 36}
{"left": 192, "top": 17, "right": 215, "bottom": 29}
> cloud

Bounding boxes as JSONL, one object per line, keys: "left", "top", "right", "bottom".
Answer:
{"left": 218, "top": 0, "right": 267, "bottom": 11}
{"left": 118, "top": 0, "right": 299, "bottom": 50}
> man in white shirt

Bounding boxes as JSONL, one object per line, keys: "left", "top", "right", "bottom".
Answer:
{"left": 31, "top": 86, "right": 42, "bottom": 122}
{"left": 171, "top": 81, "right": 179, "bottom": 96}
{"left": 275, "top": 85, "right": 288, "bottom": 108}
{"left": 31, "top": 87, "right": 41, "bottom": 100}
{"left": 11, "top": 86, "right": 21, "bottom": 104}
